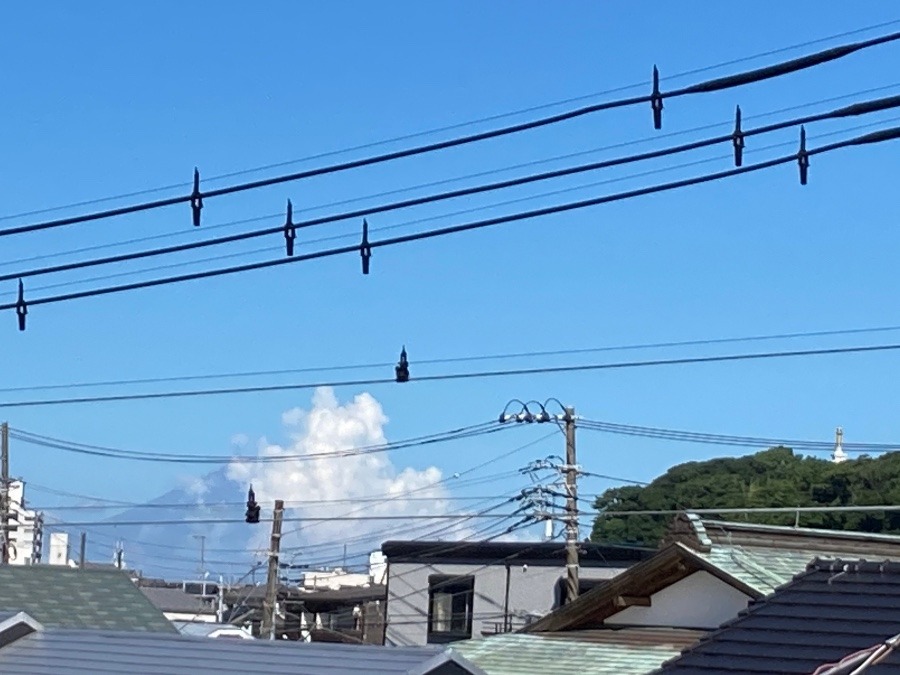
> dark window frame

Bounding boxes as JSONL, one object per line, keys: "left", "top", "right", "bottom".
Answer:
{"left": 426, "top": 574, "right": 474, "bottom": 643}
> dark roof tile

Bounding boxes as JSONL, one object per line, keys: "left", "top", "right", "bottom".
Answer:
{"left": 656, "top": 558, "right": 900, "bottom": 674}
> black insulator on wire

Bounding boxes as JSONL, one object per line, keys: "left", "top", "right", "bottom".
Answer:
{"left": 395, "top": 346, "right": 410, "bottom": 383}
{"left": 798, "top": 126, "right": 810, "bottom": 185}
{"left": 360, "top": 219, "right": 372, "bottom": 275}
{"left": 15, "top": 279, "right": 27, "bottom": 331}
{"left": 733, "top": 106, "right": 745, "bottom": 167}
{"left": 190, "top": 168, "right": 203, "bottom": 226}
{"left": 651, "top": 66, "right": 664, "bottom": 130}
{"left": 283, "top": 199, "right": 296, "bottom": 257}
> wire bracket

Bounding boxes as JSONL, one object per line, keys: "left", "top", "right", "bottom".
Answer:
{"left": 360, "top": 218, "right": 372, "bottom": 275}
{"left": 651, "top": 66, "right": 664, "bottom": 130}
{"left": 283, "top": 199, "right": 296, "bottom": 257}
{"left": 15, "top": 279, "right": 27, "bottom": 331}
{"left": 190, "top": 168, "right": 203, "bottom": 226}
{"left": 732, "top": 105, "right": 745, "bottom": 167}
{"left": 797, "top": 126, "right": 810, "bottom": 185}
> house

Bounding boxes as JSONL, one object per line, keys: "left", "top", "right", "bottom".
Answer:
{"left": 0, "top": 565, "right": 175, "bottom": 633}
{"left": 659, "top": 513, "right": 900, "bottom": 594}
{"left": 381, "top": 539, "right": 655, "bottom": 646}
{"left": 140, "top": 585, "right": 218, "bottom": 625}
{"left": 223, "top": 581, "right": 387, "bottom": 642}
{"left": 0, "top": 610, "right": 488, "bottom": 675}
{"left": 656, "top": 558, "right": 900, "bottom": 674}
{"left": 454, "top": 514, "right": 900, "bottom": 675}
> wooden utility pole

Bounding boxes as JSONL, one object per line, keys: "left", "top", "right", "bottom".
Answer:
{"left": 1, "top": 422, "right": 9, "bottom": 565}
{"left": 563, "top": 407, "right": 579, "bottom": 604}
{"left": 260, "top": 499, "right": 284, "bottom": 640}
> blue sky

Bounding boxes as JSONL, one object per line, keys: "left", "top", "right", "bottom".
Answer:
{"left": 2, "top": 4, "right": 900, "bottom": 572}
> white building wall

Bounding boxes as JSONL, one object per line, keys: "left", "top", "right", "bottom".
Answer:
{"left": 605, "top": 570, "right": 752, "bottom": 629}
{"left": 385, "top": 561, "right": 624, "bottom": 646}
{"left": 301, "top": 570, "right": 372, "bottom": 590}
{"left": 164, "top": 611, "right": 217, "bottom": 624}
{"left": 4, "top": 481, "right": 42, "bottom": 566}
{"left": 48, "top": 532, "right": 69, "bottom": 566}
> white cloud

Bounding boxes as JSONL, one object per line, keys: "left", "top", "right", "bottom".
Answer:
{"left": 226, "top": 388, "right": 469, "bottom": 558}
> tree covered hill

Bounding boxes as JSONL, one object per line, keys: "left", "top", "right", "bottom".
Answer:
{"left": 590, "top": 447, "right": 900, "bottom": 546}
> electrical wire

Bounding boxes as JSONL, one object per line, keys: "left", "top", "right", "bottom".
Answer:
{"left": 47, "top": 513, "right": 529, "bottom": 528}
{"left": 4, "top": 341, "right": 900, "bottom": 409}
{"left": 6, "top": 315, "right": 900, "bottom": 395}
{"left": 7, "top": 94, "right": 900, "bottom": 284}
{"left": 3, "top": 19, "right": 899, "bottom": 226}
{"left": 4, "top": 29, "right": 899, "bottom": 238}
{"left": 32, "top": 495, "right": 505, "bottom": 511}
{"left": 7, "top": 420, "right": 508, "bottom": 463}
{"left": 278, "top": 431, "right": 559, "bottom": 543}
{"left": 578, "top": 418, "right": 898, "bottom": 452}
{"left": 6, "top": 107, "right": 900, "bottom": 307}
{"left": 589, "top": 505, "right": 900, "bottom": 517}
{"left": 5, "top": 123, "right": 899, "bottom": 318}
{"left": 5, "top": 82, "right": 896, "bottom": 274}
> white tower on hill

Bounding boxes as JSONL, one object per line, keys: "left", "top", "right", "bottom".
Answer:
{"left": 831, "top": 427, "right": 848, "bottom": 464}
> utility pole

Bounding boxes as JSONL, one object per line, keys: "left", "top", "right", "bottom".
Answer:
{"left": 1, "top": 422, "right": 9, "bottom": 565}
{"left": 261, "top": 499, "right": 284, "bottom": 641}
{"left": 193, "top": 534, "right": 206, "bottom": 575}
{"left": 79, "top": 532, "right": 87, "bottom": 569}
{"left": 563, "top": 407, "right": 579, "bottom": 604}
{"left": 498, "top": 401, "right": 581, "bottom": 603}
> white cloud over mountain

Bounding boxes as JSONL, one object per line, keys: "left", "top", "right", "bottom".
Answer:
{"left": 225, "top": 387, "right": 458, "bottom": 555}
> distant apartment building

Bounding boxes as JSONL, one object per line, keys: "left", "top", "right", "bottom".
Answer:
{"left": 3, "top": 480, "right": 43, "bottom": 565}
{"left": 2, "top": 481, "right": 70, "bottom": 566}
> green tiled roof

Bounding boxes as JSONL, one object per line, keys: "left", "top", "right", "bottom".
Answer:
{"left": 453, "top": 629, "right": 702, "bottom": 675}
{"left": 0, "top": 566, "right": 176, "bottom": 633}
{"left": 696, "top": 545, "right": 890, "bottom": 595}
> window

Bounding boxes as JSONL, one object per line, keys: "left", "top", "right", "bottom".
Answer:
{"left": 427, "top": 575, "right": 474, "bottom": 643}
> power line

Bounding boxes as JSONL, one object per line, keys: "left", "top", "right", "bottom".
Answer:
{"left": 30, "top": 432, "right": 556, "bottom": 562}
{"left": 6, "top": 124, "right": 900, "bottom": 319}
{"left": 7, "top": 421, "right": 507, "bottom": 463}
{"left": 578, "top": 419, "right": 899, "bottom": 452}
{"left": 5, "top": 82, "right": 896, "bottom": 274}
{"left": 591, "top": 505, "right": 900, "bottom": 517}
{"left": 4, "top": 341, "right": 900, "bottom": 409}
{"left": 47, "top": 513, "right": 527, "bottom": 528}
{"left": 32, "top": 495, "right": 505, "bottom": 511}
{"left": 4, "top": 29, "right": 899, "bottom": 239}
{"left": 3, "top": 20, "right": 898, "bottom": 226}
{"left": 7, "top": 94, "right": 900, "bottom": 284}
{"left": 9, "top": 110, "right": 900, "bottom": 304}
{"left": 5, "top": 316, "right": 900, "bottom": 395}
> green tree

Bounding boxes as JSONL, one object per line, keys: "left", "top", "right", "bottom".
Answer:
{"left": 591, "top": 448, "right": 900, "bottom": 545}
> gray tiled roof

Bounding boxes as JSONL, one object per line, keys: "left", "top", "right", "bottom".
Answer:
{"left": 139, "top": 587, "right": 216, "bottom": 614}
{"left": 0, "top": 627, "right": 487, "bottom": 674}
{"left": 0, "top": 566, "right": 175, "bottom": 633}
{"left": 656, "top": 559, "right": 900, "bottom": 674}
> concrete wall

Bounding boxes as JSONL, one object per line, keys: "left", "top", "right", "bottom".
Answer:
{"left": 385, "top": 561, "right": 623, "bottom": 646}
{"left": 605, "top": 570, "right": 752, "bottom": 629}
